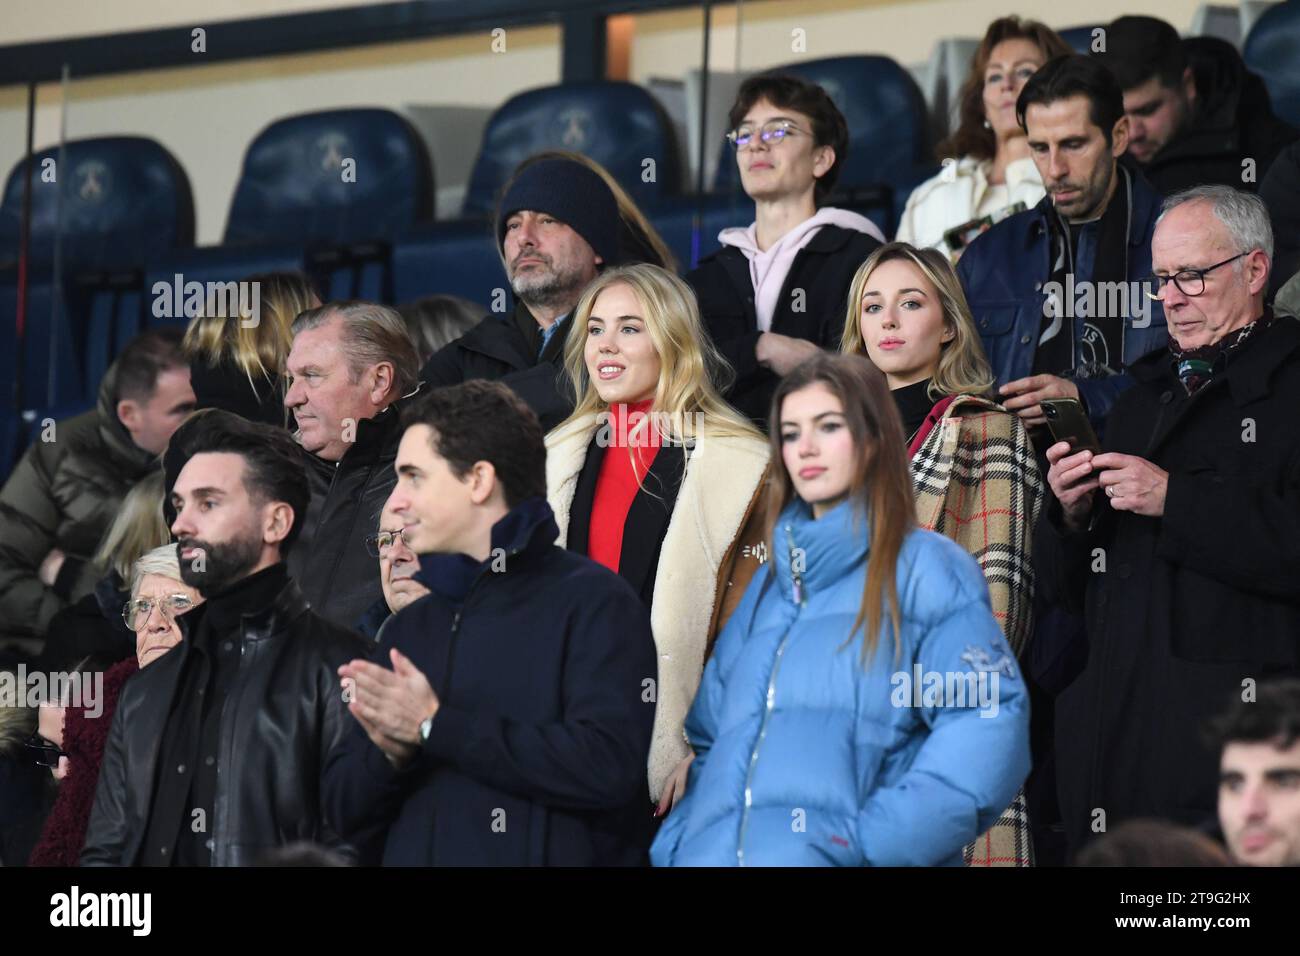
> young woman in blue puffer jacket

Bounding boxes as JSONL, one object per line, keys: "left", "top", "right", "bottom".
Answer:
{"left": 651, "top": 353, "right": 1030, "bottom": 866}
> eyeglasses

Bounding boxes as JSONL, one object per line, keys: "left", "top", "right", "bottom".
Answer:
{"left": 725, "top": 120, "right": 807, "bottom": 150}
{"left": 122, "top": 594, "right": 195, "bottom": 632}
{"left": 1145, "top": 252, "right": 1250, "bottom": 300}
{"left": 365, "top": 528, "right": 411, "bottom": 558}
{"left": 24, "top": 732, "right": 66, "bottom": 769}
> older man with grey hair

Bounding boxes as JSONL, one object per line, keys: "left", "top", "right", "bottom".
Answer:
{"left": 284, "top": 301, "right": 421, "bottom": 628}
{"left": 1042, "top": 184, "right": 1300, "bottom": 857}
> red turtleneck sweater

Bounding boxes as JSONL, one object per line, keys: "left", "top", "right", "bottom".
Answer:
{"left": 588, "top": 400, "right": 662, "bottom": 573}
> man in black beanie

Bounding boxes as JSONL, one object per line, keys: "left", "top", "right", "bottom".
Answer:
{"left": 418, "top": 155, "right": 620, "bottom": 430}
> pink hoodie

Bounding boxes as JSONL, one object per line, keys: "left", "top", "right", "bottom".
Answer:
{"left": 717, "top": 207, "right": 885, "bottom": 332}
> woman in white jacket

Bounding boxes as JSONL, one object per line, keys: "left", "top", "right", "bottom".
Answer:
{"left": 546, "top": 263, "right": 770, "bottom": 818}
{"left": 897, "top": 17, "right": 1071, "bottom": 258}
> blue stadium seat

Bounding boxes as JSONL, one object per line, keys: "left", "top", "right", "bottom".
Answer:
{"left": 225, "top": 108, "right": 433, "bottom": 246}
{"left": 391, "top": 219, "right": 504, "bottom": 313}
{"left": 1244, "top": 1, "right": 1300, "bottom": 128}
{"left": 650, "top": 193, "right": 769, "bottom": 272}
{"left": 0, "top": 137, "right": 193, "bottom": 428}
{"left": 223, "top": 108, "right": 432, "bottom": 306}
{"left": 0, "top": 136, "right": 194, "bottom": 274}
{"left": 461, "top": 81, "right": 682, "bottom": 219}
{"left": 712, "top": 56, "right": 929, "bottom": 235}
{"left": 1060, "top": 25, "right": 1103, "bottom": 54}
{"left": 142, "top": 244, "right": 309, "bottom": 331}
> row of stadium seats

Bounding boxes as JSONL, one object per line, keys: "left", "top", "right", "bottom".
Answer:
{"left": 2, "top": 2, "right": 1298, "bottom": 478}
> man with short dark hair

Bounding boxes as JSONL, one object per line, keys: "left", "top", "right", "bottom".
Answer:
{"left": 1211, "top": 680, "right": 1300, "bottom": 867}
{"left": 418, "top": 155, "right": 620, "bottom": 431}
{"left": 958, "top": 54, "right": 1169, "bottom": 431}
{"left": 1092, "top": 15, "right": 1298, "bottom": 195}
{"left": 323, "top": 380, "right": 657, "bottom": 865}
{"left": 1044, "top": 186, "right": 1300, "bottom": 855}
{"left": 284, "top": 301, "right": 422, "bottom": 628}
{"left": 82, "top": 410, "right": 366, "bottom": 865}
{"left": 0, "top": 329, "right": 195, "bottom": 654}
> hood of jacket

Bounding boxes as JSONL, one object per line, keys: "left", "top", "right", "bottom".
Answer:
{"left": 717, "top": 206, "right": 885, "bottom": 254}
{"left": 94, "top": 355, "right": 159, "bottom": 482}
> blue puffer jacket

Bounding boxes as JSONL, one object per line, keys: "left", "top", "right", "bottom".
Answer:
{"left": 650, "top": 498, "right": 1030, "bottom": 867}
{"left": 956, "top": 164, "right": 1168, "bottom": 428}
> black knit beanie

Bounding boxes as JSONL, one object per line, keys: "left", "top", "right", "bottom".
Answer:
{"left": 496, "top": 157, "right": 620, "bottom": 266}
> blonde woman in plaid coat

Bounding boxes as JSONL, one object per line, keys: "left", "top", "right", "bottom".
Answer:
{"left": 843, "top": 241, "right": 1044, "bottom": 866}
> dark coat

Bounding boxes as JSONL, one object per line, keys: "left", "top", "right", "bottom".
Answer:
{"left": 29, "top": 656, "right": 137, "bottom": 867}
{"left": 419, "top": 300, "right": 575, "bottom": 432}
{"left": 1261, "top": 139, "right": 1300, "bottom": 294}
{"left": 81, "top": 577, "right": 367, "bottom": 865}
{"left": 1138, "top": 37, "right": 1299, "bottom": 197}
{"left": 1046, "top": 313, "right": 1300, "bottom": 852}
{"left": 189, "top": 357, "right": 288, "bottom": 428}
{"left": 288, "top": 398, "right": 407, "bottom": 630}
{"left": 0, "top": 360, "right": 156, "bottom": 644}
{"left": 685, "top": 225, "right": 881, "bottom": 425}
{"left": 322, "top": 498, "right": 658, "bottom": 866}
{"left": 957, "top": 168, "right": 1169, "bottom": 428}
{"left": 33, "top": 571, "right": 135, "bottom": 674}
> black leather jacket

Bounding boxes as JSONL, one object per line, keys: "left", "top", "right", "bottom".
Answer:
{"left": 81, "top": 579, "right": 367, "bottom": 866}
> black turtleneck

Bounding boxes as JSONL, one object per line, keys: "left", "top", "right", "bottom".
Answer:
{"left": 891, "top": 378, "right": 937, "bottom": 444}
{"left": 141, "top": 562, "right": 289, "bottom": 866}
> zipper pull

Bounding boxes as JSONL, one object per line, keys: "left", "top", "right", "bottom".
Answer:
{"left": 784, "top": 523, "right": 805, "bottom": 607}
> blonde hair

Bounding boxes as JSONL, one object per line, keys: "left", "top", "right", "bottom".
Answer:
{"left": 840, "top": 241, "right": 995, "bottom": 401}
{"left": 129, "top": 543, "right": 184, "bottom": 598}
{"left": 509, "top": 150, "right": 678, "bottom": 272}
{"left": 183, "top": 271, "right": 317, "bottom": 400}
{"left": 95, "top": 470, "right": 169, "bottom": 583}
{"left": 556, "top": 263, "right": 759, "bottom": 456}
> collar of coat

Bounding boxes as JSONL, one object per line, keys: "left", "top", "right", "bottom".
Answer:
{"left": 546, "top": 411, "right": 769, "bottom": 799}
{"left": 454, "top": 298, "right": 569, "bottom": 370}
{"left": 413, "top": 495, "right": 560, "bottom": 602}
{"left": 1131, "top": 308, "right": 1298, "bottom": 406}
{"left": 1025, "top": 162, "right": 1160, "bottom": 255}
{"left": 176, "top": 574, "right": 310, "bottom": 647}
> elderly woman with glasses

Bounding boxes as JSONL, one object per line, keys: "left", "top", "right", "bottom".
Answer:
{"left": 28, "top": 545, "right": 201, "bottom": 866}
{"left": 685, "top": 72, "right": 884, "bottom": 427}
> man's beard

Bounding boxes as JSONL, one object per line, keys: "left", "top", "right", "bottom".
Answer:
{"left": 509, "top": 255, "right": 588, "bottom": 310}
{"left": 176, "top": 528, "right": 265, "bottom": 597}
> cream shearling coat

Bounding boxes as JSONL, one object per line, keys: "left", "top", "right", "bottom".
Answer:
{"left": 546, "top": 414, "right": 769, "bottom": 801}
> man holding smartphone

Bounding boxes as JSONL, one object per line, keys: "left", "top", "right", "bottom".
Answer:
{"left": 1044, "top": 185, "right": 1300, "bottom": 858}
{"left": 957, "top": 55, "right": 1169, "bottom": 433}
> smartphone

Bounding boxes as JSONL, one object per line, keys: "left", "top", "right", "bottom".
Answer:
{"left": 943, "top": 201, "right": 1028, "bottom": 253}
{"left": 1041, "top": 398, "right": 1101, "bottom": 455}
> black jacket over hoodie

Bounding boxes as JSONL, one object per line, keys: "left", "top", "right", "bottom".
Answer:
{"left": 1140, "top": 36, "right": 1299, "bottom": 196}
{"left": 685, "top": 224, "right": 881, "bottom": 426}
{"left": 322, "top": 497, "right": 658, "bottom": 866}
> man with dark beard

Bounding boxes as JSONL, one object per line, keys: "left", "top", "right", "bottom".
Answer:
{"left": 82, "top": 410, "right": 366, "bottom": 866}
{"left": 418, "top": 155, "right": 621, "bottom": 430}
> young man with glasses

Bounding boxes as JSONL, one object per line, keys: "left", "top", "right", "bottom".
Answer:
{"left": 686, "top": 73, "right": 884, "bottom": 427}
{"left": 1043, "top": 185, "right": 1300, "bottom": 857}
{"left": 82, "top": 411, "right": 368, "bottom": 866}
